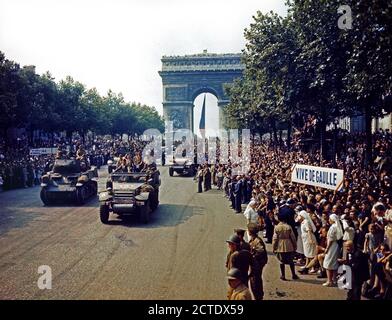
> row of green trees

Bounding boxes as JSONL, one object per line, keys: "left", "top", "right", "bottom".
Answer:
{"left": 225, "top": 0, "right": 392, "bottom": 162}
{"left": 0, "top": 51, "right": 164, "bottom": 143}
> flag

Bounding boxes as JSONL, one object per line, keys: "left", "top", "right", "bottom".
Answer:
{"left": 199, "top": 94, "right": 206, "bottom": 138}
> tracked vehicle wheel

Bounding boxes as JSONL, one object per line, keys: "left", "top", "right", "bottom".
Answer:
{"left": 40, "top": 188, "right": 51, "bottom": 206}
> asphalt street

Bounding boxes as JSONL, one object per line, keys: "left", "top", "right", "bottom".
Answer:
{"left": 0, "top": 166, "right": 345, "bottom": 300}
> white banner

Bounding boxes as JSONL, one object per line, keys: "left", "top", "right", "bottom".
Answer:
{"left": 29, "top": 148, "right": 57, "bottom": 156}
{"left": 291, "top": 164, "right": 344, "bottom": 191}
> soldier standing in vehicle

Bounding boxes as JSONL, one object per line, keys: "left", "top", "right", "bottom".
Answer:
{"left": 248, "top": 223, "right": 268, "bottom": 300}
{"left": 76, "top": 145, "right": 86, "bottom": 160}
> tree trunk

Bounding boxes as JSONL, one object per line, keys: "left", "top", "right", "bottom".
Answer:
{"left": 271, "top": 118, "right": 278, "bottom": 144}
{"left": 279, "top": 130, "right": 283, "bottom": 146}
{"left": 364, "top": 105, "right": 372, "bottom": 167}
{"left": 287, "top": 121, "right": 292, "bottom": 151}
{"left": 320, "top": 118, "right": 326, "bottom": 162}
{"left": 66, "top": 130, "right": 72, "bottom": 144}
{"left": 332, "top": 122, "right": 338, "bottom": 167}
{"left": 3, "top": 126, "right": 8, "bottom": 151}
{"left": 319, "top": 102, "right": 327, "bottom": 162}
{"left": 29, "top": 127, "right": 34, "bottom": 146}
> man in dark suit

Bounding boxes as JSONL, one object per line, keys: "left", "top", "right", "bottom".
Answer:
{"left": 197, "top": 166, "right": 203, "bottom": 193}
{"left": 338, "top": 240, "right": 370, "bottom": 300}
{"left": 234, "top": 176, "right": 242, "bottom": 213}
{"left": 279, "top": 199, "right": 298, "bottom": 239}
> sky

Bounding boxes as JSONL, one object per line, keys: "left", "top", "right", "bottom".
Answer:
{"left": 0, "top": 0, "right": 287, "bottom": 134}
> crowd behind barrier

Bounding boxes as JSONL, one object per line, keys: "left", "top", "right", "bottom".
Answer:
{"left": 195, "top": 128, "right": 392, "bottom": 300}
{"left": 0, "top": 134, "right": 148, "bottom": 191}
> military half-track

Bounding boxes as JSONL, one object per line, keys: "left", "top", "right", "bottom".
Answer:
{"left": 99, "top": 170, "right": 160, "bottom": 224}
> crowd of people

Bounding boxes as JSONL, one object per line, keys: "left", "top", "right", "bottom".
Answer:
{"left": 0, "top": 134, "right": 149, "bottom": 191}
{"left": 2, "top": 126, "right": 392, "bottom": 300}
{"left": 196, "top": 129, "right": 392, "bottom": 300}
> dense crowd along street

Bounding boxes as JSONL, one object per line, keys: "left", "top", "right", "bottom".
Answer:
{"left": 0, "top": 124, "right": 391, "bottom": 300}
{"left": 193, "top": 127, "right": 392, "bottom": 300}
{"left": 1, "top": 0, "right": 392, "bottom": 304}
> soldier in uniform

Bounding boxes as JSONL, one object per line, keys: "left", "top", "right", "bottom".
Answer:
{"left": 115, "top": 157, "right": 130, "bottom": 173}
{"left": 227, "top": 268, "right": 252, "bottom": 300}
{"left": 161, "top": 149, "right": 165, "bottom": 166}
{"left": 55, "top": 148, "right": 65, "bottom": 160}
{"left": 229, "top": 177, "right": 235, "bottom": 209}
{"left": 226, "top": 234, "right": 252, "bottom": 296}
{"left": 272, "top": 213, "right": 299, "bottom": 281}
{"left": 197, "top": 166, "right": 203, "bottom": 193}
{"left": 234, "top": 176, "right": 242, "bottom": 213}
{"left": 226, "top": 234, "right": 241, "bottom": 271}
{"left": 248, "top": 223, "right": 268, "bottom": 300}
{"left": 203, "top": 165, "right": 211, "bottom": 191}
{"left": 234, "top": 228, "right": 251, "bottom": 251}
{"left": 76, "top": 145, "right": 86, "bottom": 160}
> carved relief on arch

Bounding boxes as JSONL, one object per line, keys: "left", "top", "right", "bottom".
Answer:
{"left": 164, "top": 85, "right": 187, "bottom": 102}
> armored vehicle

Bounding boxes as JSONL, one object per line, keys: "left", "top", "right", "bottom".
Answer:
{"left": 168, "top": 157, "right": 197, "bottom": 177}
{"left": 40, "top": 159, "right": 98, "bottom": 205}
{"left": 99, "top": 169, "right": 160, "bottom": 224}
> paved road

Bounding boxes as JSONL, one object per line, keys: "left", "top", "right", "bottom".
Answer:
{"left": 0, "top": 166, "right": 345, "bottom": 300}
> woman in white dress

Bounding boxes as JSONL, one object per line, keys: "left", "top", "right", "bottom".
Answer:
{"left": 244, "top": 201, "right": 259, "bottom": 241}
{"left": 322, "top": 214, "right": 343, "bottom": 287}
{"left": 297, "top": 210, "right": 317, "bottom": 274}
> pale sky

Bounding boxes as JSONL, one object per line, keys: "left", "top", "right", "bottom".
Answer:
{"left": 0, "top": 0, "right": 287, "bottom": 133}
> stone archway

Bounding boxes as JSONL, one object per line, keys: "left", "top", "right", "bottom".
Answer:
{"left": 158, "top": 52, "right": 244, "bottom": 132}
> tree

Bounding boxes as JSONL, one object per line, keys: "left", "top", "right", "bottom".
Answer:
{"left": 0, "top": 51, "right": 164, "bottom": 141}
{"left": 343, "top": 0, "right": 392, "bottom": 164}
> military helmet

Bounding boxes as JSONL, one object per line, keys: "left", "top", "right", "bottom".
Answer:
{"left": 247, "top": 223, "right": 259, "bottom": 235}
{"left": 234, "top": 228, "right": 246, "bottom": 237}
{"left": 226, "top": 234, "right": 241, "bottom": 245}
{"left": 227, "top": 268, "right": 242, "bottom": 280}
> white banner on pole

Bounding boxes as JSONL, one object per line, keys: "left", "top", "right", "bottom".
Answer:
{"left": 29, "top": 148, "right": 57, "bottom": 156}
{"left": 291, "top": 164, "right": 344, "bottom": 191}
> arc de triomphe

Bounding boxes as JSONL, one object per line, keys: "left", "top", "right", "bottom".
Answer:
{"left": 158, "top": 52, "right": 244, "bottom": 132}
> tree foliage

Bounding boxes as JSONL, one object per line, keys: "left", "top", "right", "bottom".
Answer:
{"left": 0, "top": 52, "right": 164, "bottom": 139}
{"left": 225, "top": 0, "right": 392, "bottom": 156}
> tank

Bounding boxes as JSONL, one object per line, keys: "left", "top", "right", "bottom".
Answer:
{"left": 40, "top": 159, "right": 98, "bottom": 205}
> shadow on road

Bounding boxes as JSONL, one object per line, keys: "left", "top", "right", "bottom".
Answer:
{"left": 104, "top": 203, "right": 204, "bottom": 229}
{"left": 0, "top": 211, "right": 40, "bottom": 236}
{"left": 0, "top": 193, "right": 99, "bottom": 236}
{"left": 39, "top": 196, "right": 99, "bottom": 208}
{"left": 293, "top": 277, "right": 326, "bottom": 286}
